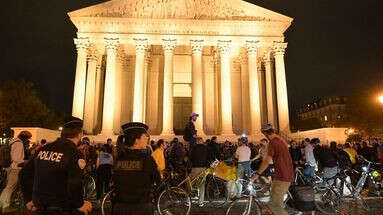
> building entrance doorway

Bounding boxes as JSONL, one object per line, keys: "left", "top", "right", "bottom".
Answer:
{"left": 173, "top": 97, "right": 192, "bottom": 135}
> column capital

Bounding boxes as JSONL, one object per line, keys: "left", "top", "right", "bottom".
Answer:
{"left": 272, "top": 42, "right": 288, "bottom": 56}
{"left": 74, "top": 38, "right": 89, "bottom": 53}
{"left": 104, "top": 38, "right": 119, "bottom": 53}
{"left": 134, "top": 38, "right": 149, "bottom": 54}
{"left": 239, "top": 51, "right": 248, "bottom": 65}
{"left": 190, "top": 40, "right": 204, "bottom": 55}
{"left": 117, "top": 50, "right": 126, "bottom": 62}
{"left": 87, "top": 48, "right": 99, "bottom": 62}
{"left": 262, "top": 52, "right": 272, "bottom": 65}
{"left": 245, "top": 40, "right": 259, "bottom": 56}
{"left": 217, "top": 40, "right": 231, "bottom": 55}
{"left": 145, "top": 50, "right": 152, "bottom": 64}
{"left": 162, "top": 39, "right": 177, "bottom": 53}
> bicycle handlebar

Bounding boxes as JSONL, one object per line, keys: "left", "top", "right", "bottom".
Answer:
{"left": 358, "top": 155, "right": 382, "bottom": 166}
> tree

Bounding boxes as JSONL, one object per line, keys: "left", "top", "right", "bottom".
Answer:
{"left": 0, "top": 80, "right": 63, "bottom": 130}
{"left": 346, "top": 86, "right": 383, "bottom": 137}
{"left": 294, "top": 117, "right": 323, "bottom": 131}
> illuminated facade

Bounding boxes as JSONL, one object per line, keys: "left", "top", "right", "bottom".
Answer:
{"left": 68, "top": 0, "right": 293, "bottom": 140}
{"left": 297, "top": 96, "right": 348, "bottom": 128}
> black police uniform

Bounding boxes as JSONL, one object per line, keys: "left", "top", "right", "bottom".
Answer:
{"left": 21, "top": 138, "right": 85, "bottom": 215}
{"left": 112, "top": 149, "right": 160, "bottom": 215}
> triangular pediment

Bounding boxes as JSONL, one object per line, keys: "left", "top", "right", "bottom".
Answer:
{"left": 68, "top": 0, "right": 292, "bottom": 22}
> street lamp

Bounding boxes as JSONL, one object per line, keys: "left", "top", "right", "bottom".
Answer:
{"left": 345, "top": 128, "right": 354, "bottom": 135}
{"left": 378, "top": 95, "right": 383, "bottom": 104}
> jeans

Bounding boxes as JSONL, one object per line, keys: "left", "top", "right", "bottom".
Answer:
{"left": 304, "top": 165, "right": 315, "bottom": 182}
{"left": 236, "top": 161, "right": 253, "bottom": 196}
{"left": 237, "top": 161, "right": 253, "bottom": 179}
{"left": 0, "top": 168, "right": 20, "bottom": 208}
{"left": 269, "top": 180, "right": 291, "bottom": 215}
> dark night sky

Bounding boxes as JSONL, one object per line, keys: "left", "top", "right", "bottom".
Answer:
{"left": 1, "top": 0, "right": 382, "bottom": 115}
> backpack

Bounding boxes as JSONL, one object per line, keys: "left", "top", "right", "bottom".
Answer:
{"left": 0, "top": 140, "right": 18, "bottom": 168}
{"left": 183, "top": 126, "right": 192, "bottom": 142}
{"left": 290, "top": 185, "right": 316, "bottom": 211}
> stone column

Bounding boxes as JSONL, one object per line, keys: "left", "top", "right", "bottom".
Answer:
{"left": 72, "top": 38, "right": 89, "bottom": 119}
{"left": 264, "top": 53, "right": 278, "bottom": 128}
{"left": 132, "top": 39, "right": 148, "bottom": 122}
{"left": 245, "top": 41, "right": 262, "bottom": 136}
{"left": 161, "top": 39, "right": 176, "bottom": 136}
{"left": 114, "top": 50, "right": 124, "bottom": 132}
{"left": 101, "top": 38, "right": 119, "bottom": 135}
{"left": 143, "top": 50, "right": 151, "bottom": 123}
{"left": 191, "top": 40, "right": 205, "bottom": 136}
{"left": 273, "top": 42, "right": 290, "bottom": 133}
{"left": 83, "top": 50, "right": 98, "bottom": 134}
{"left": 240, "top": 52, "right": 250, "bottom": 134}
{"left": 217, "top": 41, "right": 234, "bottom": 135}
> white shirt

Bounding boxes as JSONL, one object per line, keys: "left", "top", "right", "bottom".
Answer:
{"left": 304, "top": 144, "right": 316, "bottom": 167}
{"left": 10, "top": 138, "right": 25, "bottom": 169}
{"left": 235, "top": 145, "right": 251, "bottom": 162}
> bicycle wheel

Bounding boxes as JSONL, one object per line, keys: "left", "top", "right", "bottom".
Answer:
{"left": 10, "top": 186, "right": 24, "bottom": 214}
{"left": 315, "top": 187, "right": 342, "bottom": 215}
{"left": 83, "top": 175, "right": 97, "bottom": 200}
{"left": 226, "top": 195, "right": 259, "bottom": 215}
{"left": 157, "top": 187, "right": 191, "bottom": 215}
{"left": 101, "top": 190, "right": 113, "bottom": 215}
{"left": 206, "top": 177, "right": 229, "bottom": 207}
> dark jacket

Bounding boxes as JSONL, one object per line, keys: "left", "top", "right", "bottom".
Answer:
{"left": 183, "top": 121, "right": 196, "bottom": 142}
{"left": 190, "top": 144, "right": 208, "bottom": 168}
{"left": 20, "top": 138, "right": 85, "bottom": 211}
{"left": 113, "top": 150, "right": 160, "bottom": 204}
{"left": 313, "top": 146, "right": 337, "bottom": 168}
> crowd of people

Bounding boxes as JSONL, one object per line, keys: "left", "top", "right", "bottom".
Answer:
{"left": 0, "top": 112, "right": 382, "bottom": 215}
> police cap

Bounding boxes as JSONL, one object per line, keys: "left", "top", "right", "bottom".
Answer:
{"left": 121, "top": 122, "right": 149, "bottom": 135}
{"left": 63, "top": 116, "right": 83, "bottom": 129}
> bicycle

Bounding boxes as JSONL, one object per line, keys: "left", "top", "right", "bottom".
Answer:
{"left": 315, "top": 155, "right": 375, "bottom": 214}
{"left": 156, "top": 160, "right": 221, "bottom": 215}
{"left": 83, "top": 170, "right": 96, "bottom": 201}
{"left": 225, "top": 179, "right": 266, "bottom": 215}
{"left": 101, "top": 169, "right": 183, "bottom": 215}
{"left": 10, "top": 182, "right": 24, "bottom": 214}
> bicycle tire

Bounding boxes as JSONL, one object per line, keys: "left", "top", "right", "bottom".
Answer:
{"left": 10, "top": 186, "right": 24, "bottom": 214}
{"left": 314, "top": 187, "right": 341, "bottom": 215}
{"left": 83, "top": 175, "right": 96, "bottom": 200}
{"left": 206, "top": 177, "right": 229, "bottom": 207}
{"left": 101, "top": 190, "right": 113, "bottom": 215}
{"left": 157, "top": 187, "right": 191, "bottom": 215}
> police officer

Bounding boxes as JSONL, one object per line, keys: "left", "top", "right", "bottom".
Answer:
{"left": 112, "top": 122, "right": 160, "bottom": 215}
{"left": 20, "top": 117, "right": 92, "bottom": 215}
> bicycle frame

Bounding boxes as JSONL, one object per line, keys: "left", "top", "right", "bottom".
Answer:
{"left": 176, "top": 168, "right": 212, "bottom": 194}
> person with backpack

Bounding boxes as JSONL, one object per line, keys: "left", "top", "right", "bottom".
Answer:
{"left": 183, "top": 112, "right": 199, "bottom": 148}
{"left": 313, "top": 138, "right": 338, "bottom": 185}
{"left": 0, "top": 130, "right": 30, "bottom": 214}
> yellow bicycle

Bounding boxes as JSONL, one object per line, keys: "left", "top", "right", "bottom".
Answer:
{"left": 157, "top": 160, "right": 221, "bottom": 215}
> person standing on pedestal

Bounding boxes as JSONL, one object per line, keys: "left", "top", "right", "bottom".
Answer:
{"left": 183, "top": 112, "right": 199, "bottom": 148}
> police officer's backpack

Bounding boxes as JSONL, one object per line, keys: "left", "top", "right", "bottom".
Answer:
{"left": 0, "top": 140, "right": 17, "bottom": 168}
{"left": 290, "top": 185, "right": 316, "bottom": 211}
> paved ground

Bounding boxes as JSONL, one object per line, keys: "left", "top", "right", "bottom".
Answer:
{"left": 4, "top": 197, "right": 383, "bottom": 214}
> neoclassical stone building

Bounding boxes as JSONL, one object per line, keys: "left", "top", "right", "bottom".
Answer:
{"left": 68, "top": 0, "right": 293, "bottom": 140}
